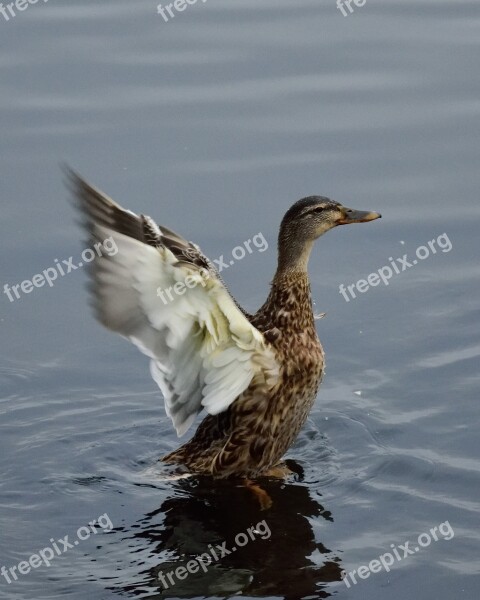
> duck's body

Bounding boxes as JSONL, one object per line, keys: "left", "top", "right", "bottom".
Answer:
{"left": 67, "top": 172, "right": 380, "bottom": 480}
{"left": 164, "top": 270, "right": 324, "bottom": 477}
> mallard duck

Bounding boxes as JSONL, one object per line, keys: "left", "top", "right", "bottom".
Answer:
{"left": 67, "top": 170, "right": 380, "bottom": 485}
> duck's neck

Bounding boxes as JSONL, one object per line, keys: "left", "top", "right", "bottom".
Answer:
{"left": 256, "top": 232, "right": 317, "bottom": 331}
{"left": 264, "top": 267, "right": 315, "bottom": 332}
{"left": 276, "top": 237, "right": 314, "bottom": 275}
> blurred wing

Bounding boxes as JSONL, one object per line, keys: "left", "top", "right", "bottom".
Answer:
{"left": 66, "top": 169, "right": 279, "bottom": 436}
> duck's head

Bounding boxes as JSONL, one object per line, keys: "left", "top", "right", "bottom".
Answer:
{"left": 277, "top": 196, "right": 381, "bottom": 273}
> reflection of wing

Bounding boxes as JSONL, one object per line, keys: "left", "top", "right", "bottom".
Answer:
{"left": 66, "top": 170, "right": 279, "bottom": 436}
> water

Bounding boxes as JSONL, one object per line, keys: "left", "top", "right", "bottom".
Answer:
{"left": 1, "top": 0, "right": 479, "bottom": 598}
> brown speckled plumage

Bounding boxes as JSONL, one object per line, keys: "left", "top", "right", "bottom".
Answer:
{"left": 164, "top": 270, "right": 325, "bottom": 477}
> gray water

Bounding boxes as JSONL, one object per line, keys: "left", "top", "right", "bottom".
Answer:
{"left": 1, "top": 1, "right": 479, "bottom": 598}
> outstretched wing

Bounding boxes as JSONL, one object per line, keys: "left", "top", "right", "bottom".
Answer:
{"left": 66, "top": 169, "right": 279, "bottom": 436}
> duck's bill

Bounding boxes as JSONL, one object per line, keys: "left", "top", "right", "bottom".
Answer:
{"left": 337, "top": 208, "right": 382, "bottom": 225}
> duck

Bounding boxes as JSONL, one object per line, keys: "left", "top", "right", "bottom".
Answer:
{"left": 67, "top": 169, "right": 381, "bottom": 497}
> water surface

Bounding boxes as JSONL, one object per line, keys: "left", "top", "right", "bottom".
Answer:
{"left": 1, "top": 1, "right": 479, "bottom": 598}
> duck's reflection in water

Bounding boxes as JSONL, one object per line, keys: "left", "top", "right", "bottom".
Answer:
{"left": 119, "top": 462, "right": 342, "bottom": 599}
